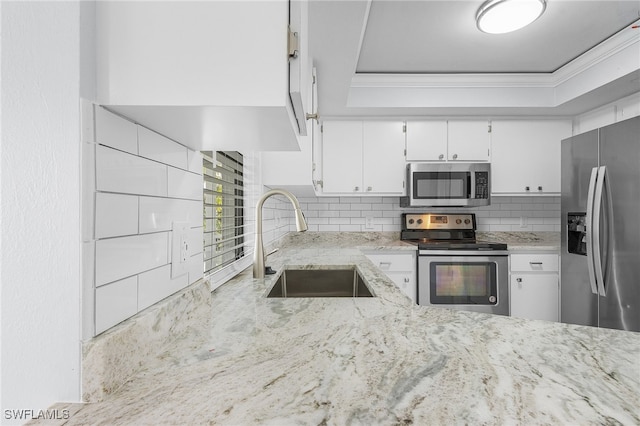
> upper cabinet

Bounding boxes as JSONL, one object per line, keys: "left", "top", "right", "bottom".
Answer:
{"left": 406, "top": 120, "right": 491, "bottom": 162}
{"left": 405, "top": 121, "right": 447, "bottom": 161}
{"left": 321, "top": 121, "right": 405, "bottom": 195}
{"left": 491, "top": 120, "right": 572, "bottom": 195}
{"left": 95, "top": 0, "right": 311, "bottom": 152}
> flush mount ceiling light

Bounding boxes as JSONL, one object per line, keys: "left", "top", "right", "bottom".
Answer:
{"left": 476, "top": 0, "right": 547, "bottom": 34}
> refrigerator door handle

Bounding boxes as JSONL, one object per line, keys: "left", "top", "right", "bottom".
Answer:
{"left": 593, "top": 166, "right": 610, "bottom": 297}
{"left": 585, "top": 167, "right": 599, "bottom": 295}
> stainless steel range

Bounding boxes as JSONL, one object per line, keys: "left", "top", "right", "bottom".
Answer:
{"left": 401, "top": 213, "right": 509, "bottom": 316}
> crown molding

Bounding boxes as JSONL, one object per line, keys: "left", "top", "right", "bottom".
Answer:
{"left": 348, "top": 19, "right": 639, "bottom": 108}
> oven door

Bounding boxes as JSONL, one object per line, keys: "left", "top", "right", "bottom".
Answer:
{"left": 418, "top": 250, "right": 509, "bottom": 316}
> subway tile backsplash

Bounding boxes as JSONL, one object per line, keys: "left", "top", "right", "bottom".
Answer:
{"left": 88, "top": 106, "right": 204, "bottom": 336}
{"left": 287, "top": 195, "right": 560, "bottom": 233}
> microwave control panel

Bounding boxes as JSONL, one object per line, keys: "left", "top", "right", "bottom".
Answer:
{"left": 475, "top": 172, "right": 489, "bottom": 199}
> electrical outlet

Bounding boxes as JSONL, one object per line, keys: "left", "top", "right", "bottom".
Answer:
{"left": 171, "top": 221, "right": 189, "bottom": 278}
{"left": 365, "top": 215, "right": 375, "bottom": 230}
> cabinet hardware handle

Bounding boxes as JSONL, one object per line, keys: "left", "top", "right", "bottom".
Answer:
{"left": 525, "top": 186, "right": 530, "bottom": 191}
{"left": 516, "top": 278, "right": 523, "bottom": 283}
{"left": 452, "top": 154, "right": 458, "bottom": 160}
{"left": 538, "top": 186, "right": 543, "bottom": 191}
{"left": 439, "top": 154, "right": 444, "bottom": 160}
{"left": 529, "top": 262, "right": 543, "bottom": 265}
{"left": 367, "top": 186, "right": 372, "bottom": 192}
{"left": 354, "top": 186, "right": 360, "bottom": 191}
{"left": 404, "top": 277, "right": 410, "bottom": 283}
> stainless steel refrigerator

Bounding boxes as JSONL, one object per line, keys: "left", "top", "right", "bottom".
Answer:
{"left": 561, "top": 115, "right": 639, "bottom": 332}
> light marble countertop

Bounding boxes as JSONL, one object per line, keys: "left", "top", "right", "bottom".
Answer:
{"left": 477, "top": 231, "right": 561, "bottom": 252}
{"left": 40, "top": 232, "right": 638, "bottom": 425}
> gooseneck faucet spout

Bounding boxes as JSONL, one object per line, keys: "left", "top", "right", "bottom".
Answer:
{"left": 253, "top": 189, "right": 307, "bottom": 279}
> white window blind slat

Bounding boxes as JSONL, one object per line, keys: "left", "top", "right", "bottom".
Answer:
{"left": 202, "top": 151, "right": 245, "bottom": 275}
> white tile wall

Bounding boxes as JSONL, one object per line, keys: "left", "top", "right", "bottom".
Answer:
{"left": 89, "top": 106, "right": 205, "bottom": 336}
{"left": 139, "top": 197, "right": 201, "bottom": 234}
{"left": 95, "top": 276, "right": 138, "bottom": 334}
{"left": 138, "top": 126, "right": 188, "bottom": 170}
{"left": 187, "top": 150, "right": 203, "bottom": 174}
{"left": 95, "top": 193, "right": 138, "bottom": 238}
{"left": 137, "top": 264, "right": 189, "bottom": 311}
{"left": 290, "top": 195, "right": 561, "bottom": 233}
{"left": 95, "top": 107, "right": 138, "bottom": 155}
{"left": 96, "top": 145, "right": 168, "bottom": 196}
{"left": 95, "top": 232, "right": 169, "bottom": 286}
{"left": 168, "top": 167, "right": 203, "bottom": 200}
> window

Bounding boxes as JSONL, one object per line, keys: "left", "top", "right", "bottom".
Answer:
{"left": 202, "top": 151, "right": 245, "bottom": 275}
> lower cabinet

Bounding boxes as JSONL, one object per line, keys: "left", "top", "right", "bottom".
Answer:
{"left": 364, "top": 250, "right": 416, "bottom": 304}
{"left": 510, "top": 253, "right": 559, "bottom": 322}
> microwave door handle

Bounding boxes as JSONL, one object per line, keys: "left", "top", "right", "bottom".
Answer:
{"left": 586, "top": 167, "right": 599, "bottom": 295}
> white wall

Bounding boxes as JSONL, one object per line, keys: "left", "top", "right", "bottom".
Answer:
{"left": 1, "top": 1, "right": 82, "bottom": 421}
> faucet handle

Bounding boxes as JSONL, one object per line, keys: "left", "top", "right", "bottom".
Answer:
{"left": 265, "top": 266, "right": 277, "bottom": 275}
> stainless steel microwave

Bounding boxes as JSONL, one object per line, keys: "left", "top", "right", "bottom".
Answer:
{"left": 400, "top": 163, "right": 491, "bottom": 207}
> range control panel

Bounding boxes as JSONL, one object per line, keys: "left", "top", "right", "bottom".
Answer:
{"left": 403, "top": 213, "right": 475, "bottom": 230}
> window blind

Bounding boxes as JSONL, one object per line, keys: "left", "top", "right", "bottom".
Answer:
{"left": 202, "top": 151, "right": 245, "bottom": 275}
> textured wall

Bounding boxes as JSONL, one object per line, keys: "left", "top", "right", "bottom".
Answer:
{"left": 1, "top": 1, "right": 82, "bottom": 420}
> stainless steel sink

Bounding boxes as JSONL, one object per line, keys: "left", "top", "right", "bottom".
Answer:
{"left": 266, "top": 267, "right": 374, "bottom": 298}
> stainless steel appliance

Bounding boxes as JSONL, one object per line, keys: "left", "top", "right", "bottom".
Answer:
{"left": 401, "top": 213, "right": 509, "bottom": 315}
{"left": 400, "top": 162, "right": 491, "bottom": 208}
{"left": 561, "top": 116, "right": 639, "bottom": 332}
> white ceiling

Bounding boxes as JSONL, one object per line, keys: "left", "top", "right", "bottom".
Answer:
{"left": 308, "top": 0, "right": 640, "bottom": 118}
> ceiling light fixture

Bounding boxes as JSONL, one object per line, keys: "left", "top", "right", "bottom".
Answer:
{"left": 476, "top": 0, "right": 547, "bottom": 34}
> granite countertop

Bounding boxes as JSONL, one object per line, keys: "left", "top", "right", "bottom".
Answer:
{"left": 478, "top": 231, "right": 561, "bottom": 251}
{"left": 46, "top": 232, "right": 639, "bottom": 425}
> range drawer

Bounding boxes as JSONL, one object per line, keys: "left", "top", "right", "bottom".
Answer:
{"left": 510, "top": 253, "right": 559, "bottom": 272}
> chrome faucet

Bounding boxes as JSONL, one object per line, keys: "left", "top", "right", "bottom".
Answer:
{"left": 253, "top": 189, "right": 308, "bottom": 279}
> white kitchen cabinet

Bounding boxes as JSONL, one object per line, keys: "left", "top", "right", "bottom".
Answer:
{"left": 405, "top": 120, "right": 490, "bottom": 162}
{"left": 364, "top": 251, "right": 417, "bottom": 303}
{"left": 447, "top": 120, "right": 491, "bottom": 161}
{"left": 491, "top": 120, "right": 572, "bottom": 195}
{"left": 95, "top": 0, "right": 310, "bottom": 152}
{"left": 405, "top": 121, "right": 448, "bottom": 161}
{"left": 510, "top": 252, "right": 559, "bottom": 322}
{"left": 262, "top": 68, "right": 317, "bottom": 193}
{"left": 321, "top": 121, "right": 405, "bottom": 195}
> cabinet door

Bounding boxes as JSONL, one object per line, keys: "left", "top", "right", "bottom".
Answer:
{"left": 447, "top": 120, "right": 491, "bottom": 161}
{"left": 491, "top": 120, "right": 572, "bottom": 195}
{"left": 510, "top": 273, "right": 559, "bottom": 322}
{"left": 386, "top": 272, "right": 417, "bottom": 304}
{"left": 322, "top": 121, "right": 363, "bottom": 193}
{"left": 363, "top": 122, "right": 406, "bottom": 194}
{"left": 405, "top": 121, "right": 448, "bottom": 161}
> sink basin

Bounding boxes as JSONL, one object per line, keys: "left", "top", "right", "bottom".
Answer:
{"left": 266, "top": 267, "right": 374, "bottom": 298}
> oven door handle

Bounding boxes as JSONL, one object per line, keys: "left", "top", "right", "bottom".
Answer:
{"left": 418, "top": 249, "right": 509, "bottom": 256}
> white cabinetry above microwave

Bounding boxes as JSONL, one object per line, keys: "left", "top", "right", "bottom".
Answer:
{"left": 320, "top": 121, "right": 405, "bottom": 195}
{"left": 491, "top": 120, "right": 572, "bottom": 196}
{"left": 405, "top": 120, "right": 491, "bottom": 162}
{"left": 95, "top": 0, "right": 311, "bottom": 152}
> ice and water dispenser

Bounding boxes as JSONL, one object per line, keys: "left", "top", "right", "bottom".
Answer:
{"left": 567, "top": 213, "right": 587, "bottom": 255}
